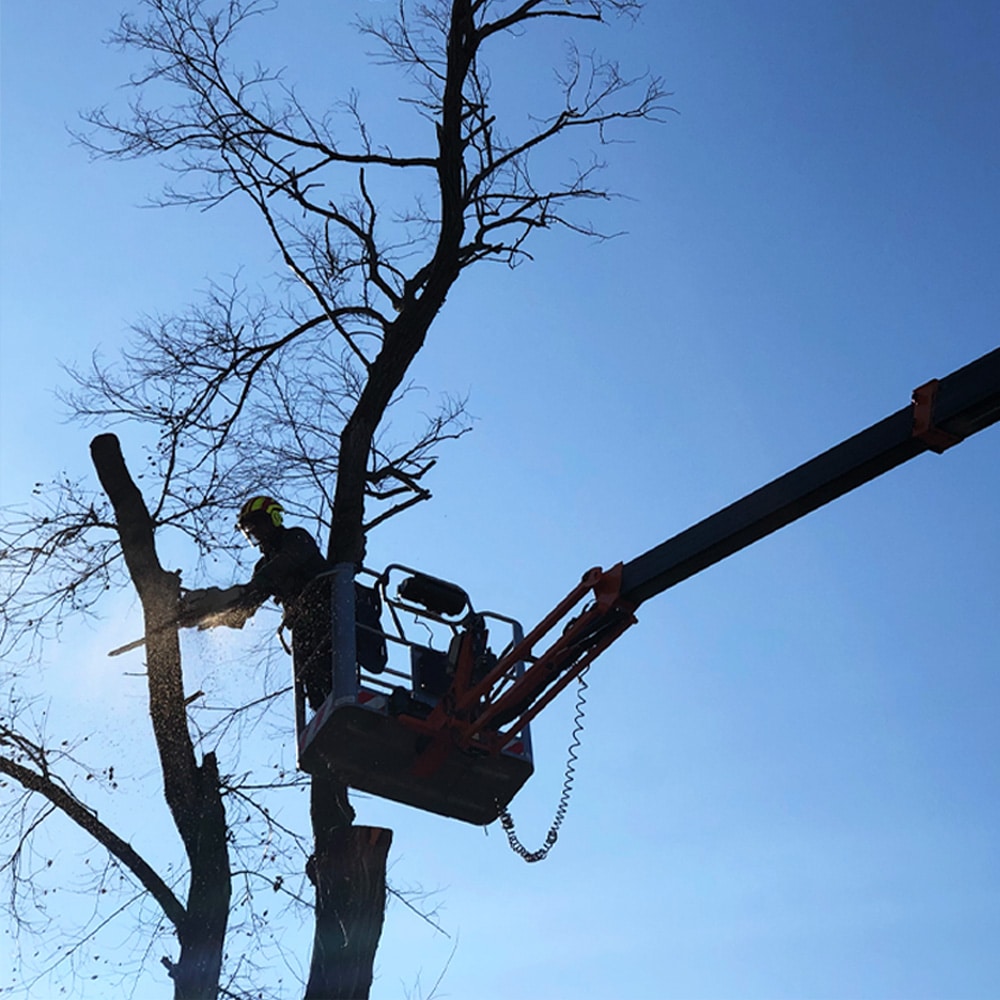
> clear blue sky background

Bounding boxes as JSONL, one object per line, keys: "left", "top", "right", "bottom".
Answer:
{"left": 2, "top": 2, "right": 999, "bottom": 998}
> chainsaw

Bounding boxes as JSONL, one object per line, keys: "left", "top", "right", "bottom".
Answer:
{"left": 107, "top": 586, "right": 253, "bottom": 657}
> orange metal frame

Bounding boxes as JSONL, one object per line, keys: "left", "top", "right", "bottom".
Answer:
{"left": 912, "top": 379, "right": 962, "bottom": 453}
{"left": 394, "top": 563, "right": 639, "bottom": 773}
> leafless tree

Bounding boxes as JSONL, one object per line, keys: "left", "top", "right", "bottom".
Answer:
{"left": 0, "top": 2, "right": 668, "bottom": 996}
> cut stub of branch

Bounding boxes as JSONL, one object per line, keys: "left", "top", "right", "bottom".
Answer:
{"left": 305, "top": 826, "right": 393, "bottom": 1000}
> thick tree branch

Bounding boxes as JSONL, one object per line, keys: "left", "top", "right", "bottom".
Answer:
{"left": 90, "top": 434, "right": 197, "bottom": 813}
{"left": 89, "top": 432, "right": 231, "bottom": 1000}
{"left": 0, "top": 751, "right": 187, "bottom": 931}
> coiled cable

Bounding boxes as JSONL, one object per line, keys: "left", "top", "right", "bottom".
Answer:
{"left": 497, "top": 669, "right": 589, "bottom": 862}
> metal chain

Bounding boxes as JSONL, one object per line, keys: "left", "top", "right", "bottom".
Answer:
{"left": 497, "top": 670, "right": 589, "bottom": 862}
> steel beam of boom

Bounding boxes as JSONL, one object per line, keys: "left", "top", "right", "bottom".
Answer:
{"left": 620, "top": 346, "right": 1000, "bottom": 607}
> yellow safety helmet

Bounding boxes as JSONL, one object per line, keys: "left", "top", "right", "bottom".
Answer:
{"left": 237, "top": 495, "right": 284, "bottom": 533}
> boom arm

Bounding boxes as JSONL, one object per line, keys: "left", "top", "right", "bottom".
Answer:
{"left": 620, "top": 348, "right": 1000, "bottom": 606}
{"left": 430, "top": 348, "right": 1000, "bottom": 757}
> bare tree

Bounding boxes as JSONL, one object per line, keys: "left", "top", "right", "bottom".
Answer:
{"left": 1, "top": 2, "right": 668, "bottom": 996}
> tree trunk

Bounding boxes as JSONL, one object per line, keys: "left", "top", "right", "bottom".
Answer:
{"left": 170, "top": 750, "right": 232, "bottom": 1000}
{"left": 299, "top": 10, "right": 474, "bottom": 990}
{"left": 306, "top": 775, "right": 392, "bottom": 1000}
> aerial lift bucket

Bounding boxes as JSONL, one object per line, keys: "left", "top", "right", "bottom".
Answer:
{"left": 295, "top": 563, "right": 534, "bottom": 825}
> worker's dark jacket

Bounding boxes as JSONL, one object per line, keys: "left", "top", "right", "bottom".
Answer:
{"left": 244, "top": 526, "right": 329, "bottom": 627}
{"left": 244, "top": 526, "right": 332, "bottom": 709}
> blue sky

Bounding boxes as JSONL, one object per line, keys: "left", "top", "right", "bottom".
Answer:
{"left": 2, "top": 2, "right": 999, "bottom": 998}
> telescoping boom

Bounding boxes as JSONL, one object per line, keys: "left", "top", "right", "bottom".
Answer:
{"left": 467, "top": 347, "right": 1000, "bottom": 742}
{"left": 298, "top": 347, "right": 1000, "bottom": 823}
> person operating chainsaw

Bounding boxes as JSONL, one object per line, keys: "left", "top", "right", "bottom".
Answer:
{"left": 179, "top": 496, "right": 333, "bottom": 709}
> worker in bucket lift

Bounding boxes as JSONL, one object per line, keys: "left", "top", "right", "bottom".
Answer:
{"left": 181, "top": 496, "right": 334, "bottom": 710}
